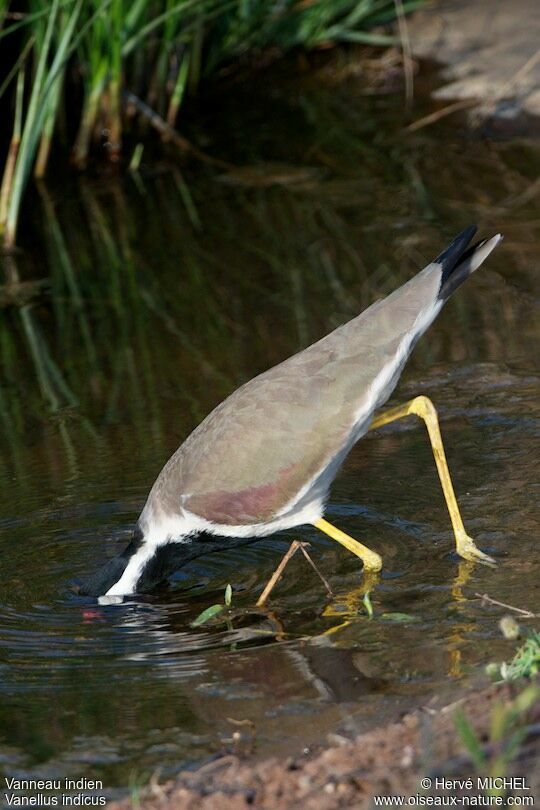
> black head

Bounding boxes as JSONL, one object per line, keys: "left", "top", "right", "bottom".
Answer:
{"left": 78, "top": 530, "right": 260, "bottom": 598}
{"left": 134, "top": 533, "right": 258, "bottom": 592}
{"left": 78, "top": 527, "right": 144, "bottom": 597}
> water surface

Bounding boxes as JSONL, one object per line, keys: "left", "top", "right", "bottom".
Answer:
{"left": 0, "top": 52, "right": 539, "bottom": 799}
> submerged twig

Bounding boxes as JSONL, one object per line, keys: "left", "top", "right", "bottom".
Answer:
{"left": 0, "top": 278, "right": 50, "bottom": 308}
{"left": 122, "top": 90, "right": 233, "bottom": 171}
{"left": 475, "top": 593, "right": 537, "bottom": 618}
{"left": 406, "top": 99, "right": 478, "bottom": 132}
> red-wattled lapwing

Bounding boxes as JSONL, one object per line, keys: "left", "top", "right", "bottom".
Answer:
{"left": 81, "top": 226, "right": 502, "bottom": 600}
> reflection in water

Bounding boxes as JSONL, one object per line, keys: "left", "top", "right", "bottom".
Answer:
{"left": 0, "top": 56, "right": 539, "bottom": 790}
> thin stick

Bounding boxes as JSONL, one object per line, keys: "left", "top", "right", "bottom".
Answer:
{"left": 394, "top": 0, "right": 414, "bottom": 114}
{"left": 298, "top": 543, "right": 334, "bottom": 598}
{"left": 0, "top": 278, "right": 50, "bottom": 308}
{"left": 475, "top": 593, "right": 537, "bottom": 618}
{"left": 257, "top": 541, "right": 334, "bottom": 607}
{"left": 406, "top": 99, "right": 478, "bottom": 132}
{"left": 256, "top": 541, "right": 302, "bottom": 608}
{"left": 122, "top": 90, "right": 233, "bottom": 171}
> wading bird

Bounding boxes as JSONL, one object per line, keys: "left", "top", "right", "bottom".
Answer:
{"left": 81, "top": 226, "right": 501, "bottom": 599}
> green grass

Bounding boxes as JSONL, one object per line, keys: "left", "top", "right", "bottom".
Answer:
{"left": 0, "top": 0, "right": 422, "bottom": 248}
{"left": 497, "top": 632, "right": 540, "bottom": 682}
{"left": 455, "top": 629, "right": 540, "bottom": 792}
{"left": 454, "top": 684, "right": 539, "bottom": 794}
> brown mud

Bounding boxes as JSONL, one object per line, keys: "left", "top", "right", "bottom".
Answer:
{"left": 112, "top": 680, "right": 539, "bottom": 809}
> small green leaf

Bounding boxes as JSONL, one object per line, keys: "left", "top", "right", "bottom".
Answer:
{"left": 454, "top": 709, "right": 486, "bottom": 771}
{"left": 380, "top": 612, "right": 418, "bottom": 622}
{"left": 224, "top": 583, "right": 232, "bottom": 607}
{"left": 362, "top": 591, "right": 374, "bottom": 619}
{"left": 190, "top": 604, "right": 224, "bottom": 628}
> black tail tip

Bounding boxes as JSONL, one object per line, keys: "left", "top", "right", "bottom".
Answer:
{"left": 435, "top": 225, "right": 478, "bottom": 284}
{"left": 438, "top": 229, "right": 502, "bottom": 301}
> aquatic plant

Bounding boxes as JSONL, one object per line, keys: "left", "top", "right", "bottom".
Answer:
{"left": 0, "top": 0, "right": 422, "bottom": 247}
{"left": 191, "top": 583, "right": 233, "bottom": 627}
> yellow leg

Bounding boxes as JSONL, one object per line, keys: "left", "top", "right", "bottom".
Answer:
{"left": 369, "top": 395, "right": 495, "bottom": 566}
{"left": 313, "top": 517, "right": 383, "bottom": 572}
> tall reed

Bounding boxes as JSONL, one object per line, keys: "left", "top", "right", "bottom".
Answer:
{"left": 1, "top": 0, "right": 83, "bottom": 248}
{"left": 0, "top": 0, "right": 422, "bottom": 249}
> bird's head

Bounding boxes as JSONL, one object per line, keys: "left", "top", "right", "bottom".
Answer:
{"left": 77, "top": 526, "right": 145, "bottom": 597}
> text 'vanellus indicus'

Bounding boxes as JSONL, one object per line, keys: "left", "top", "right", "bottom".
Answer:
{"left": 81, "top": 226, "right": 502, "bottom": 600}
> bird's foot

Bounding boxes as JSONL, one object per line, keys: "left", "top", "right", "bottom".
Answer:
{"left": 362, "top": 549, "right": 383, "bottom": 573}
{"left": 455, "top": 533, "right": 496, "bottom": 567}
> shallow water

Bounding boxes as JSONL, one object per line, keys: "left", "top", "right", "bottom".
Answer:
{"left": 0, "top": 52, "right": 539, "bottom": 799}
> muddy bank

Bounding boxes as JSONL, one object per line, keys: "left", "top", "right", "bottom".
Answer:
{"left": 408, "top": 0, "right": 540, "bottom": 134}
{"left": 111, "top": 680, "right": 539, "bottom": 809}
